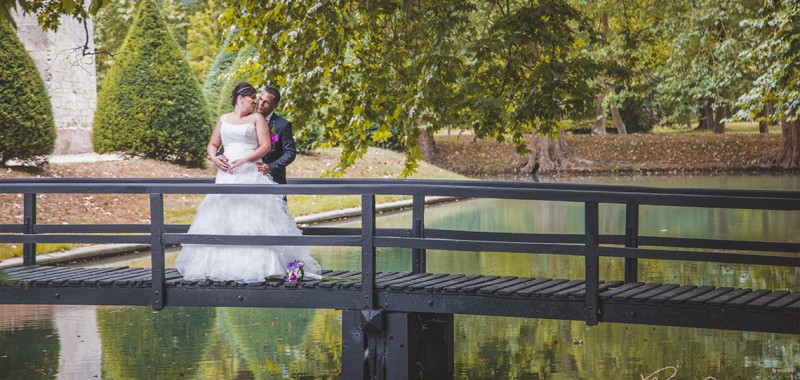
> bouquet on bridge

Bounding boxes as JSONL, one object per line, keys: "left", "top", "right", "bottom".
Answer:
{"left": 285, "top": 260, "right": 305, "bottom": 282}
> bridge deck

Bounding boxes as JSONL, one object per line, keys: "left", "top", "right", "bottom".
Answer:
{"left": 2, "top": 265, "right": 798, "bottom": 334}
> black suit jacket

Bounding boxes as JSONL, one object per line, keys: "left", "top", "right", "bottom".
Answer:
{"left": 261, "top": 113, "right": 296, "bottom": 184}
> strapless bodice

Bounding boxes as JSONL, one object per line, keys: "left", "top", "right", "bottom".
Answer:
{"left": 220, "top": 118, "right": 257, "bottom": 161}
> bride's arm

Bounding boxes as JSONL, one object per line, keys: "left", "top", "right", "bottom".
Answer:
{"left": 207, "top": 116, "right": 230, "bottom": 171}
{"left": 228, "top": 113, "right": 272, "bottom": 170}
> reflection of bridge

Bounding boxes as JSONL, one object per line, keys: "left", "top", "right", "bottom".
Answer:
{"left": 1, "top": 178, "right": 798, "bottom": 379}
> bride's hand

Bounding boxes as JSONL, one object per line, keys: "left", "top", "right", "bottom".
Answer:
{"left": 212, "top": 155, "right": 230, "bottom": 171}
{"left": 227, "top": 159, "right": 246, "bottom": 172}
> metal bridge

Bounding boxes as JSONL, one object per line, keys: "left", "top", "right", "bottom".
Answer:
{"left": 1, "top": 178, "right": 798, "bottom": 379}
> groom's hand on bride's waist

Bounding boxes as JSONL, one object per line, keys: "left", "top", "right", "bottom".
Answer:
{"left": 256, "top": 162, "right": 270, "bottom": 175}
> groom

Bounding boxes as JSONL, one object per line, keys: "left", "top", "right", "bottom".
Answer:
{"left": 253, "top": 87, "right": 296, "bottom": 184}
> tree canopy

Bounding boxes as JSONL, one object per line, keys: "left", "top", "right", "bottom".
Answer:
{"left": 221, "top": 0, "right": 599, "bottom": 176}
{"left": 7, "top": 0, "right": 800, "bottom": 170}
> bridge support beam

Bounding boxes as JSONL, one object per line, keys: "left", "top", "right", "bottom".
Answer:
{"left": 342, "top": 310, "right": 453, "bottom": 380}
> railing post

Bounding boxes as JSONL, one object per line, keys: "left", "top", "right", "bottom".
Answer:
{"left": 22, "top": 193, "right": 37, "bottom": 266}
{"left": 584, "top": 201, "right": 599, "bottom": 326}
{"left": 624, "top": 203, "right": 639, "bottom": 283}
{"left": 150, "top": 193, "right": 165, "bottom": 311}
{"left": 362, "top": 194, "right": 377, "bottom": 310}
{"left": 411, "top": 194, "right": 426, "bottom": 274}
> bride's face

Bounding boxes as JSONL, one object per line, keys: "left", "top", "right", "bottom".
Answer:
{"left": 239, "top": 95, "right": 258, "bottom": 113}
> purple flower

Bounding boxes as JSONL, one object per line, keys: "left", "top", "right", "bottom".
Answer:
{"left": 285, "top": 260, "right": 304, "bottom": 282}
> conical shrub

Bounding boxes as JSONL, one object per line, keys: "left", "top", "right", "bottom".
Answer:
{"left": 0, "top": 21, "right": 56, "bottom": 166}
{"left": 93, "top": 0, "right": 210, "bottom": 166}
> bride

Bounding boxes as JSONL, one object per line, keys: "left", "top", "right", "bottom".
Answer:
{"left": 175, "top": 82, "right": 321, "bottom": 283}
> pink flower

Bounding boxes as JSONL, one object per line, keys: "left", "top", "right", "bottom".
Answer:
{"left": 289, "top": 273, "right": 298, "bottom": 282}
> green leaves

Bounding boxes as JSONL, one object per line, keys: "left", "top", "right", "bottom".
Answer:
{"left": 222, "top": 0, "right": 597, "bottom": 176}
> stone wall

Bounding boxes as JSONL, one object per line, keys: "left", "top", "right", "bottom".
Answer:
{"left": 13, "top": 11, "right": 97, "bottom": 155}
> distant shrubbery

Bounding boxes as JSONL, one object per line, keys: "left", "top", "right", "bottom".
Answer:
{"left": 93, "top": 0, "right": 210, "bottom": 166}
{"left": 213, "top": 44, "right": 256, "bottom": 116}
{"left": 0, "top": 21, "right": 56, "bottom": 166}
{"left": 202, "top": 30, "right": 239, "bottom": 112}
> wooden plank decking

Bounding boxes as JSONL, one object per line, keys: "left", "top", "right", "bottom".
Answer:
{"left": 2, "top": 265, "right": 798, "bottom": 334}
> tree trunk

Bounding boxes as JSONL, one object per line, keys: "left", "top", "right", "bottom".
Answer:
{"left": 513, "top": 130, "right": 591, "bottom": 175}
{"left": 610, "top": 106, "right": 626, "bottom": 134}
{"left": 713, "top": 105, "right": 726, "bottom": 134}
{"left": 759, "top": 121, "right": 769, "bottom": 134}
{"left": 759, "top": 104, "right": 771, "bottom": 134}
{"left": 776, "top": 120, "right": 800, "bottom": 168}
{"left": 592, "top": 94, "right": 606, "bottom": 135}
{"left": 417, "top": 127, "right": 438, "bottom": 164}
{"left": 698, "top": 102, "right": 714, "bottom": 130}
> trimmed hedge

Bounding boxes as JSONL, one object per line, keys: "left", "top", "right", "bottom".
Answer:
{"left": 93, "top": 0, "right": 210, "bottom": 166}
{"left": 0, "top": 21, "right": 56, "bottom": 166}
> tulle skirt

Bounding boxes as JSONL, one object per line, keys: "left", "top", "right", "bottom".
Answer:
{"left": 175, "top": 163, "right": 321, "bottom": 282}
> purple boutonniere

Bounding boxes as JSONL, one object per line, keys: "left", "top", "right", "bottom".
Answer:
{"left": 270, "top": 128, "right": 279, "bottom": 143}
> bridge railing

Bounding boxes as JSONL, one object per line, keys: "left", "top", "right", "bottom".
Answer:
{"left": 1, "top": 178, "right": 799, "bottom": 324}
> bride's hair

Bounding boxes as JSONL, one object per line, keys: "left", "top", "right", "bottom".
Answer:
{"left": 231, "top": 82, "right": 257, "bottom": 107}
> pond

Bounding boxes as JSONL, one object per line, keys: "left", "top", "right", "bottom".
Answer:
{"left": 1, "top": 174, "right": 798, "bottom": 379}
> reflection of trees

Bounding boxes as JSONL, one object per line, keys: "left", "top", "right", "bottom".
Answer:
{"left": 218, "top": 307, "right": 315, "bottom": 379}
{"left": 0, "top": 322, "right": 59, "bottom": 379}
{"left": 454, "top": 315, "right": 798, "bottom": 378}
{"left": 292, "top": 309, "right": 343, "bottom": 378}
{"left": 97, "top": 306, "right": 215, "bottom": 379}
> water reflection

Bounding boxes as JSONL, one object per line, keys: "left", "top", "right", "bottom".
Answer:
{"left": 1, "top": 175, "right": 798, "bottom": 378}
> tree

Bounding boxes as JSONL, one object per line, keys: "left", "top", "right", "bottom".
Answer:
{"left": 222, "top": 0, "right": 597, "bottom": 176}
{"left": 92, "top": 0, "right": 210, "bottom": 166}
{"left": 576, "top": 0, "right": 668, "bottom": 135}
{"left": 0, "top": 20, "right": 56, "bottom": 166}
{"left": 464, "top": 1, "right": 598, "bottom": 174}
{"left": 94, "top": 0, "right": 191, "bottom": 89}
{"left": 186, "top": 0, "right": 225, "bottom": 82}
{"left": 736, "top": 0, "right": 800, "bottom": 168}
{"left": 657, "top": 0, "right": 762, "bottom": 134}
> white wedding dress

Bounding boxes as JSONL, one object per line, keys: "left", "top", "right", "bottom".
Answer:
{"left": 175, "top": 115, "right": 321, "bottom": 282}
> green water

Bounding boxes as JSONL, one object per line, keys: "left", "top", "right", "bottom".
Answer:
{"left": 1, "top": 174, "right": 798, "bottom": 379}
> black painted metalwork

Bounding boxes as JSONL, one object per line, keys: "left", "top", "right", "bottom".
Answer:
{"left": 412, "top": 194, "right": 426, "bottom": 274}
{"left": 23, "top": 193, "right": 36, "bottom": 265}
{"left": 624, "top": 203, "right": 639, "bottom": 282}
{"left": 584, "top": 201, "right": 599, "bottom": 326}
{"left": 150, "top": 193, "right": 165, "bottom": 310}
{"left": 362, "top": 194, "right": 377, "bottom": 310}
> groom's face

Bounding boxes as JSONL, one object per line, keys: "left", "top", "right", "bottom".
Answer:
{"left": 257, "top": 92, "right": 277, "bottom": 116}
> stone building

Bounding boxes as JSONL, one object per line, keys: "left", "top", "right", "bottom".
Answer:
{"left": 13, "top": 10, "right": 97, "bottom": 155}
